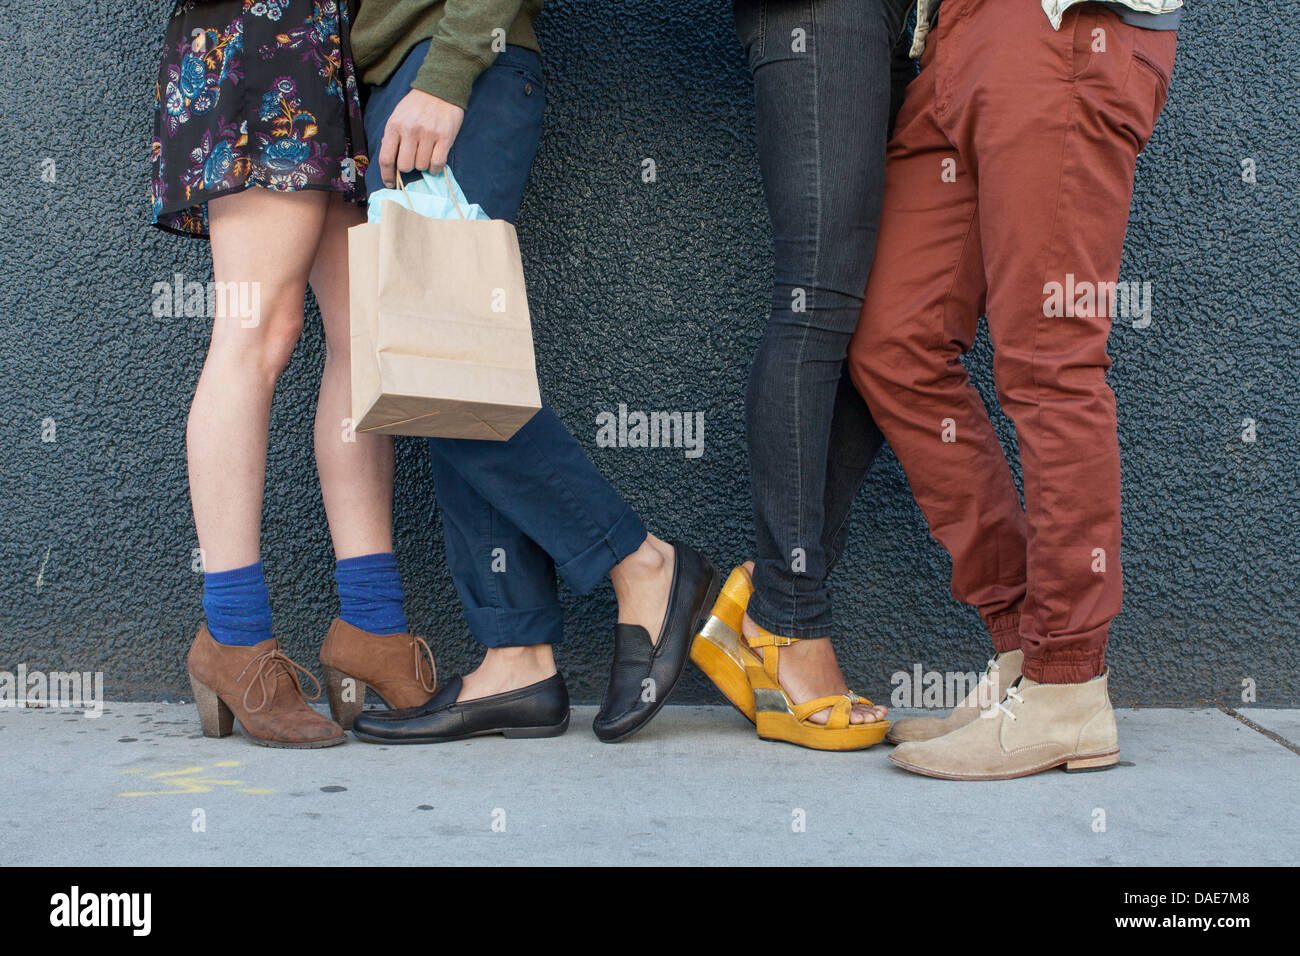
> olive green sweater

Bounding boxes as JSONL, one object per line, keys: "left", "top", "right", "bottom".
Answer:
{"left": 351, "top": 1, "right": 543, "bottom": 109}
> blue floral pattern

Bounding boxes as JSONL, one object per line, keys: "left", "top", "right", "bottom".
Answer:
{"left": 151, "top": 0, "right": 369, "bottom": 238}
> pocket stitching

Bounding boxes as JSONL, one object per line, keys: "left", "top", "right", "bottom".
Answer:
{"left": 1131, "top": 50, "right": 1170, "bottom": 95}
{"left": 1071, "top": 8, "right": 1100, "bottom": 81}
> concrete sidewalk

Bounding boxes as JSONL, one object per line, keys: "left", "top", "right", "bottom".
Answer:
{"left": 2, "top": 703, "right": 1297, "bottom": 866}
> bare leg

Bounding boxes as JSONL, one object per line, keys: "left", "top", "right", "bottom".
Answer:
{"left": 459, "top": 645, "right": 557, "bottom": 700}
{"left": 188, "top": 188, "right": 329, "bottom": 573}
{"left": 610, "top": 534, "right": 675, "bottom": 639}
{"left": 308, "top": 193, "right": 396, "bottom": 560}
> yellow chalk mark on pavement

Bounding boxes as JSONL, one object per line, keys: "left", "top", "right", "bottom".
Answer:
{"left": 117, "top": 761, "right": 272, "bottom": 797}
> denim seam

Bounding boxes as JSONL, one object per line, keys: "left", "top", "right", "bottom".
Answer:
{"left": 784, "top": 0, "right": 823, "bottom": 629}
{"left": 484, "top": 493, "right": 505, "bottom": 644}
{"left": 466, "top": 603, "right": 564, "bottom": 618}
{"left": 821, "top": 411, "right": 863, "bottom": 569}
{"left": 425, "top": 423, "right": 630, "bottom": 607}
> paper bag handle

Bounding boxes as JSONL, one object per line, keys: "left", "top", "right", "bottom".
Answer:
{"left": 393, "top": 169, "right": 468, "bottom": 220}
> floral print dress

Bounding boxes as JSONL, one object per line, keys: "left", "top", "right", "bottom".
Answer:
{"left": 151, "top": 0, "right": 370, "bottom": 238}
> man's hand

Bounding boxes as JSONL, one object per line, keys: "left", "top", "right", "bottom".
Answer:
{"left": 377, "top": 88, "right": 466, "bottom": 187}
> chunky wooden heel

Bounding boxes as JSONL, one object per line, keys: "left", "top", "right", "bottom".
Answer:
{"left": 322, "top": 665, "right": 366, "bottom": 731}
{"left": 317, "top": 620, "right": 437, "bottom": 724}
{"left": 189, "top": 675, "right": 235, "bottom": 738}
{"left": 1064, "top": 750, "right": 1121, "bottom": 773}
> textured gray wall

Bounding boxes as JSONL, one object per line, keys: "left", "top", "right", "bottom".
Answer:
{"left": 1, "top": 2, "right": 1296, "bottom": 706}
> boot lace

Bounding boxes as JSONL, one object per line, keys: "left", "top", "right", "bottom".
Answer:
{"left": 994, "top": 683, "right": 1026, "bottom": 721}
{"left": 411, "top": 636, "right": 437, "bottom": 693}
{"left": 237, "top": 650, "right": 323, "bottom": 713}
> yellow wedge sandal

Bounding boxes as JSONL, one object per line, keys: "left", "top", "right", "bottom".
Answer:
{"left": 745, "top": 628, "right": 891, "bottom": 751}
{"left": 690, "top": 565, "right": 763, "bottom": 722}
{"left": 692, "top": 566, "right": 891, "bottom": 749}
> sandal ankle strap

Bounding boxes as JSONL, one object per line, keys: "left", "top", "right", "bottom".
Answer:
{"left": 743, "top": 626, "right": 804, "bottom": 684}
{"left": 744, "top": 628, "right": 801, "bottom": 649}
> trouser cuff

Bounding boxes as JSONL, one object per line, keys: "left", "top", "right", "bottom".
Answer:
{"left": 553, "top": 506, "right": 647, "bottom": 596}
{"left": 463, "top": 604, "right": 564, "bottom": 648}
{"left": 1021, "top": 654, "right": 1107, "bottom": 684}
{"left": 1021, "top": 625, "right": 1109, "bottom": 683}
{"left": 986, "top": 612, "right": 1022, "bottom": 654}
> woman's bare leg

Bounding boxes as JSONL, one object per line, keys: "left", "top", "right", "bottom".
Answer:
{"left": 308, "top": 194, "right": 395, "bottom": 560}
{"left": 188, "top": 188, "right": 329, "bottom": 573}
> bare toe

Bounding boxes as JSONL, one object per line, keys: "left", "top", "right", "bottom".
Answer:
{"left": 851, "top": 702, "right": 876, "bottom": 724}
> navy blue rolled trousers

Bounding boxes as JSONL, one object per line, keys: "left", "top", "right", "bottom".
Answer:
{"left": 363, "top": 42, "right": 647, "bottom": 647}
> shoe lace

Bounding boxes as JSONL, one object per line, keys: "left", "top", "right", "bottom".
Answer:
{"left": 994, "top": 683, "right": 1025, "bottom": 721}
{"left": 411, "top": 636, "right": 437, "bottom": 693}
{"left": 982, "top": 657, "right": 1001, "bottom": 685}
{"left": 237, "top": 650, "right": 322, "bottom": 713}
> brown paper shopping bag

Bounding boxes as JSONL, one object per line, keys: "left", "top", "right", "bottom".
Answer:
{"left": 348, "top": 187, "right": 542, "bottom": 440}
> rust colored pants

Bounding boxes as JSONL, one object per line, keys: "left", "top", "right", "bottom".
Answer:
{"left": 848, "top": 0, "right": 1176, "bottom": 683}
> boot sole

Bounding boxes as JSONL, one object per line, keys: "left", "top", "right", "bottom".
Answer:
{"left": 239, "top": 728, "right": 347, "bottom": 749}
{"left": 889, "top": 748, "right": 1121, "bottom": 780}
{"left": 350, "top": 710, "right": 571, "bottom": 745}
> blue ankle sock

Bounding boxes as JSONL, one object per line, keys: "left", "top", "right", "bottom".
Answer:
{"left": 203, "top": 561, "right": 274, "bottom": 646}
{"left": 336, "top": 552, "right": 409, "bottom": 635}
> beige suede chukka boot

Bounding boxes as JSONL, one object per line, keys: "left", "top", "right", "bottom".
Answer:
{"left": 887, "top": 649, "right": 1024, "bottom": 744}
{"left": 889, "top": 671, "right": 1119, "bottom": 780}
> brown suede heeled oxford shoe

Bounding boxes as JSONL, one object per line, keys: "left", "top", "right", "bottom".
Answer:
{"left": 319, "top": 618, "right": 437, "bottom": 730}
{"left": 187, "top": 626, "right": 346, "bottom": 749}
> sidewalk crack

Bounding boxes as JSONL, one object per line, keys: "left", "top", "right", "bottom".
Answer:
{"left": 1218, "top": 705, "right": 1300, "bottom": 757}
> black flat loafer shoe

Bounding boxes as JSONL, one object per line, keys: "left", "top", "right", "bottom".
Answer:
{"left": 351, "top": 673, "right": 570, "bottom": 744}
{"left": 593, "top": 541, "right": 720, "bottom": 743}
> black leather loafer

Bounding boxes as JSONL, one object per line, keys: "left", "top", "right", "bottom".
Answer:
{"left": 593, "top": 541, "right": 720, "bottom": 743}
{"left": 351, "top": 673, "right": 570, "bottom": 744}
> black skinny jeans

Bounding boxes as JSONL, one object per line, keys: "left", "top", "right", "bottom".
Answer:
{"left": 737, "top": 0, "right": 914, "bottom": 637}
